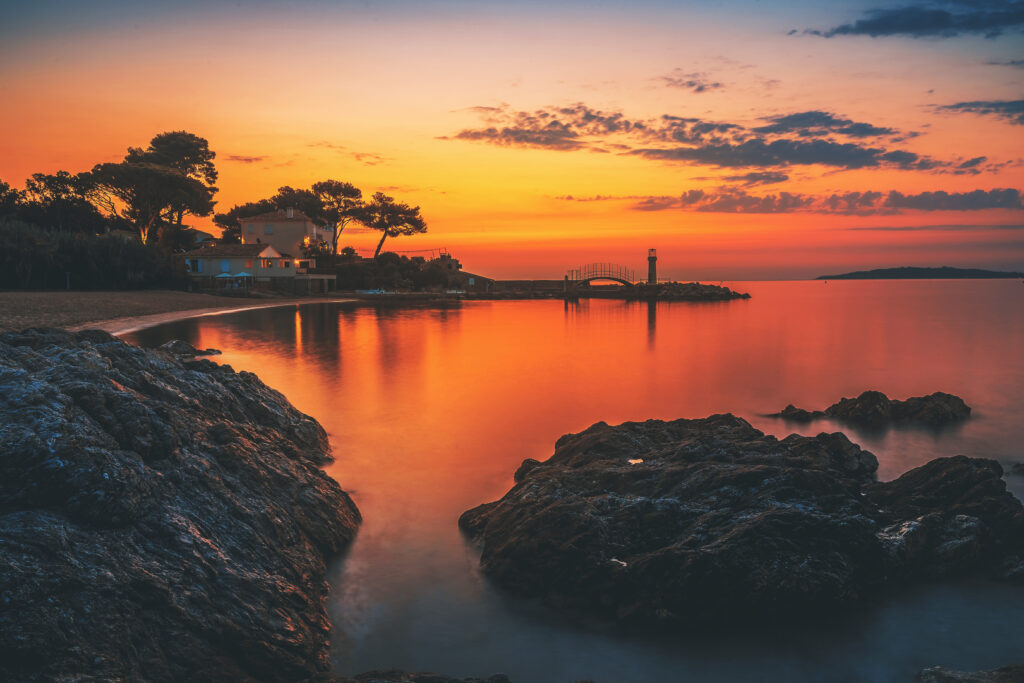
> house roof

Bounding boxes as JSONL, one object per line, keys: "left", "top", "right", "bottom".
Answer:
{"left": 238, "top": 209, "right": 314, "bottom": 223}
{"left": 181, "top": 244, "right": 281, "bottom": 259}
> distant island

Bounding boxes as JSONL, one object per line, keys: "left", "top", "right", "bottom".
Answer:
{"left": 816, "top": 266, "right": 1024, "bottom": 280}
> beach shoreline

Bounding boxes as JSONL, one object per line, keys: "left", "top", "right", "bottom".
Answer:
{"left": 0, "top": 290, "right": 355, "bottom": 335}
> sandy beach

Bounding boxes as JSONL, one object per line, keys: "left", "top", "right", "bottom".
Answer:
{"left": 0, "top": 290, "right": 352, "bottom": 335}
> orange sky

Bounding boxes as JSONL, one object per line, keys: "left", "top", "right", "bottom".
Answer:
{"left": 1, "top": 1, "right": 1022, "bottom": 279}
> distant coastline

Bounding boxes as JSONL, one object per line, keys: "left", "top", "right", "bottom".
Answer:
{"left": 816, "top": 266, "right": 1024, "bottom": 280}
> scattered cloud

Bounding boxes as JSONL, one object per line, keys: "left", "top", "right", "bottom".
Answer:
{"left": 352, "top": 152, "right": 389, "bottom": 166}
{"left": 224, "top": 155, "right": 265, "bottom": 164}
{"left": 753, "top": 111, "right": 896, "bottom": 138}
{"left": 986, "top": 58, "right": 1024, "bottom": 67}
{"left": 557, "top": 188, "right": 1024, "bottom": 214}
{"left": 806, "top": 1, "right": 1024, "bottom": 39}
{"left": 936, "top": 98, "right": 1024, "bottom": 125}
{"left": 629, "top": 138, "right": 940, "bottom": 170}
{"left": 847, "top": 223, "right": 1024, "bottom": 231}
{"left": 716, "top": 171, "right": 790, "bottom": 186}
{"left": 446, "top": 102, "right": 946, "bottom": 172}
{"left": 661, "top": 69, "right": 723, "bottom": 93}
{"left": 884, "top": 188, "right": 1024, "bottom": 210}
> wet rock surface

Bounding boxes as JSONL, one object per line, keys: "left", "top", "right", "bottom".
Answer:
{"left": 773, "top": 390, "right": 971, "bottom": 428}
{"left": 0, "top": 328, "right": 361, "bottom": 682}
{"left": 314, "top": 671, "right": 513, "bottom": 683}
{"left": 460, "top": 414, "right": 1023, "bottom": 628}
{"left": 158, "top": 338, "right": 222, "bottom": 357}
{"left": 916, "top": 664, "right": 1024, "bottom": 682}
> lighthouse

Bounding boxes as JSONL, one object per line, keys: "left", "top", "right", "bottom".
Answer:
{"left": 647, "top": 248, "right": 657, "bottom": 285}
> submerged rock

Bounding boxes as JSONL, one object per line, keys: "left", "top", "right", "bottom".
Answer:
{"left": 916, "top": 664, "right": 1024, "bottom": 682}
{"left": 158, "top": 338, "right": 222, "bottom": 357}
{"left": 772, "top": 390, "right": 971, "bottom": 428}
{"left": 314, "top": 671, "right": 512, "bottom": 683}
{"left": 459, "top": 414, "right": 1023, "bottom": 628}
{"left": 0, "top": 328, "right": 361, "bottom": 682}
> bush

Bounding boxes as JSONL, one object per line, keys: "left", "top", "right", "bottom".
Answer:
{"left": 0, "top": 221, "right": 182, "bottom": 291}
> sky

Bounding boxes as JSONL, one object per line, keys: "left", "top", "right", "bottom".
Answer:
{"left": 1, "top": 0, "right": 1022, "bottom": 279}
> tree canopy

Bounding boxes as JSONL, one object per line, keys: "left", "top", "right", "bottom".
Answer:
{"left": 361, "top": 192, "right": 428, "bottom": 257}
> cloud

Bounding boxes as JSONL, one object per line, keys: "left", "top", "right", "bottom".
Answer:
{"left": 986, "top": 58, "right": 1024, "bottom": 67}
{"left": 224, "top": 155, "right": 265, "bottom": 164}
{"left": 885, "top": 188, "right": 1023, "bottom": 210}
{"left": 661, "top": 70, "right": 723, "bottom": 93}
{"left": 617, "top": 187, "right": 1023, "bottom": 214}
{"left": 809, "top": 1, "right": 1024, "bottom": 39}
{"left": 936, "top": 98, "right": 1024, "bottom": 125}
{"left": 447, "top": 102, "right": 948, "bottom": 172}
{"left": 630, "top": 138, "right": 939, "bottom": 170}
{"left": 753, "top": 111, "right": 897, "bottom": 138}
{"left": 847, "top": 223, "right": 1024, "bottom": 231}
{"left": 718, "top": 171, "right": 790, "bottom": 186}
{"left": 352, "top": 152, "right": 389, "bottom": 166}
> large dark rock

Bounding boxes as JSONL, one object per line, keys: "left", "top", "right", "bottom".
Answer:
{"left": 313, "top": 671, "right": 513, "bottom": 683}
{"left": 772, "top": 391, "right": 971, "bottom": 428}
{"left": 460, "top": 414, "right": 1023, "bottom": 628}
{"left": 0, "top": 328, "right": 361, "bottom": 682}
{"left": 916, "top": 664, "right": 1024, "bottom": 682}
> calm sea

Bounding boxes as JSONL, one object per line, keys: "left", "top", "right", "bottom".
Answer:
{"left": 125, "top": 279, "right": 1024, "bottom": 682}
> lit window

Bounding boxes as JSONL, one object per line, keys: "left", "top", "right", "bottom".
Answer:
{"left": 260, "top": 258, "right": 273, "bottom": 268}
{"left": 245, "top": 259, "right": 253, "bottom": 269}
{"left": 281, "top": 261, "right": 290, "bottom": 268}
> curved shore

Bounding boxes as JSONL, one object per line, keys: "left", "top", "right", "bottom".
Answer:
{"left": 0, "top": 289, "right": 355, "bottom": 335}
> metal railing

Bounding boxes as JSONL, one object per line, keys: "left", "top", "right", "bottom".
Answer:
{"left": 566, "top": 263, "right": 637, "bottom": 283}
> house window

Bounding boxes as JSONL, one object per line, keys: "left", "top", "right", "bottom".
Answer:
{"left": 281, "top": 261, "right": 290, "bottom": 269}
{"left": 298, "top": 260, "right": 310, "bottom": 269}
{"left": 245, "top": 259, "right": 253, "bottom": 269}
{"left": 260, "top": 258, "right": 273, "bottom": 269}
{"left": 221, "top": 259, "right": 230, "bottom": 273}
{"left": 247, "top": 224, "right": 254, "bottom": 233}
{"left": 264, "top": 223, "right": 273, "bottom": 235}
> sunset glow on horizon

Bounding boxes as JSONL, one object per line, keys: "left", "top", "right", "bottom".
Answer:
{"left": 2, "top": 0, "right": 1022, "bottom": 279}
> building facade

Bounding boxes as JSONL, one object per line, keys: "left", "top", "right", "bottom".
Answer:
{"left": 238, "top": 208, "right": 325, "bottom": 256}
{"left": 182, "top": 243, "right": 336, "bottom": 294}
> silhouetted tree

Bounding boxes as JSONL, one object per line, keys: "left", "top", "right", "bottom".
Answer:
{"left": 125, "top": 131, "right": 218, "bottom": 227}
{"left": 87, "top": 161, "right": 213, "bottom": 244}
{"left": 21, "top": 171, "right": 108, "bottom": 234}
{"left": 311, "top": 180, "right": 364, "bottom": 255}
{"left": 0, "top": 180, "right": 22, "bottom": 219}
{"left": 362, "top": 192, "right": 427, "bottom": 257}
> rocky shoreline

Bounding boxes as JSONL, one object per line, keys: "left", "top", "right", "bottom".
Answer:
{"left": 460, "top": 414, "right": 1024, "bottom": 629}
{"left": 0, "top": 329, "right": 362, "bottom": 682}
{"left": 773, "top": 391, "right": 971, "bottom": 429}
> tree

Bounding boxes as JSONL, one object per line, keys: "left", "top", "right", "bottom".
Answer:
{"left": 361, "top": 192, "right": 427, "bottom": 258}
{"left": 0, "top": 179, "right": 22, "bottom": 219}
{"left": 311, "top": 180, "right": 363, "bottom": 255}
{"left": 87, "top": 161, "right": 213, "bottom": 244}
{"left": 21, "top": 171, "right": 108, "bottom": 233}
{"left": 124, "top": 131, "right": 219, "bottom": 229}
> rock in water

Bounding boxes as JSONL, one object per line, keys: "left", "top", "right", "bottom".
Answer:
{"left": 772, "top": 390, "right": 971, "bottom": 428}
{"left": 158, "top": 338, "right": 222, "bottom": 357}
{"left": 0, "top": 328, "right": 361, "bottom": 682}
{"left": 916, "top": 664, "right": 1024, "bottom": 682}
{"left": 459, "top": 414, "right": 1023, "bottom": 628}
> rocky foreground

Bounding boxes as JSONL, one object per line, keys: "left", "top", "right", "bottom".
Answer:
{"left": 773, "top": 390, "right": 971, "bottom": 429}
{"left": 0, "top": 329, "right": 362, "bottom": 682}
{"left": 460, "top": 414, "right": 1024, "bottom": 628}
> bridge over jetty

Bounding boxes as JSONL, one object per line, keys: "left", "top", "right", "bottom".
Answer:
{"left": 565, "top": 263, "right": 638, "bottom": 288}
{"left": 564, "top": 249, "right": 657, "bottom": 291}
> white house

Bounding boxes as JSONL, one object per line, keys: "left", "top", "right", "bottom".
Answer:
{"left": 182, "top": 243, "right": 336, "bottom": 293}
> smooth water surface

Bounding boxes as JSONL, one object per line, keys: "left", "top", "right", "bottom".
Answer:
{"left": 125, "top": 280, "right": 1024, "bottom": 682}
